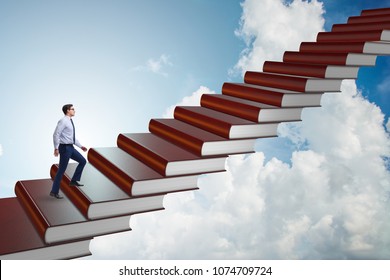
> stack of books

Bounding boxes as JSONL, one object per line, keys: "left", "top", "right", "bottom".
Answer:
{"left": 1, "top": 6, "right": 390, "bottom": 259}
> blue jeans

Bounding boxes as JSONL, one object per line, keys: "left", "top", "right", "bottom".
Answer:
{"left": 51, "top": 144, "right": 86, "bottom": 194}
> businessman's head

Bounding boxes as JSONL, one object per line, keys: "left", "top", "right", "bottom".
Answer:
{"left": 62, "top": 104, "right": 75, "bottom": 117}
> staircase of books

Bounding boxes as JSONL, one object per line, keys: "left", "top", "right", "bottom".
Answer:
{"left": 1, "top": 7, "right": 390, "bottom": 259}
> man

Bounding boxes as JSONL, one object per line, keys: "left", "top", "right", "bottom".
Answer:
{"left": 50, "top": 104, "right": 88, "bottom": 199}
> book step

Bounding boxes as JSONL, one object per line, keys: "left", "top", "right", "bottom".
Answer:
{"left": 360, "top": 7, "right": 390, "bottom": 17}
{"left": 200, "top": 94, "right": 303, "bottom": 123}
{"left": 348, "top": 13, "right": 390, "bottom": 24}
{"left": 300, "top": 41, "right": 390, "bottom": 55}
{"left": 88, "top": 146, "right": 200, "bottom": 195}
{"left": 149, "top": 118, "right": 256, "bottom": 156}
{"left": 50, "top": 163, "right": 165, "bottom": 220}
{"left": 332, "top": 21, "right": 390, "bottom": 32}
{"left": 244, "top": 71, "right": 342, "bottom": 92}
{"left": 14, "top": 179, "right": 132, "bottom": 244}
{"left": 283, "top": 51, "right": 377, "bottom": 66}
{"left": 174, "top": 105, "right": 280, "bottom": 139}
{"left": 222, "top": 83, "right": 323, "bottom": 108}
{"left": 0, "top": 197, "right": 92, "bottom": 260}
{"left": 262, "top": 61, "right": 359, "bottom": 79}
{"left": 117, "top": 132, "right": 227, "bottom": 177}
{"left": 317, "top": 30, "right": 390, "bottom": 43}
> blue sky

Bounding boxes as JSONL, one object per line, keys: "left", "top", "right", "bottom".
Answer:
{"left": 1, "top": 0, "right": 390, "bottom": 260}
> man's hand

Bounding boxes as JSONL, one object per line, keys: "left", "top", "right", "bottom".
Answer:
{"left": 81, "top": 146, "right": 88, "bottom": 152}
{"left": 54, "top": 149, "right": 59, "bottom": 157}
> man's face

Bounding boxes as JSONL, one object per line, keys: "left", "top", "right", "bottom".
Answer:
{"left": 68, "top": 107, "right": 75, "bottom": 117}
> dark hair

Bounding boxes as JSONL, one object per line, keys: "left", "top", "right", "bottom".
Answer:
{"left": 62, "top": 104, "right": 73, "bottom": 115}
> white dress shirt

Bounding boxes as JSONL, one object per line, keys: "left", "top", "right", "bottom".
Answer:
{"left": 53, "top": 116, "right": 82, "bottom": 149}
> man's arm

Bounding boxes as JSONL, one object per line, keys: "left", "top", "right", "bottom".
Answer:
{"left": 74, "top": 135, "right": 87, "bottom": 152}
{"left": 53, "top": 118, "right": 65, "bottom": 156}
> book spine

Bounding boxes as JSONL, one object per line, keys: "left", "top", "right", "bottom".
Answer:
{"left": 14, "top": 181, "right": 49, "bottom": 240}
{"left": 361, "top": 8, "right": 390, "bottom": 17}
{"left": 149, "top": 119, "right": 204, "bottom": 156}
{"left": 200, "top": 94, "right": 260, "bottom": 122}
{"left": 299, "top": 42, "right": 365, "bottom": 53}
{"left": 348, "top": 14, "right": 390, "bottom": 24}
{"left": 332, "top": 21, "right": 390, "bottom": 32}
{"left": 263, "top": 61, "right": 328, "bottom": 78}
{"left": 87, "top": 148, "right": 134, "bottom": 194}
{"left": 316, "top": 30, "right": 384, "bottom": 42}
{"left": 117, "top": 134, "right": 168, "bottom": 176}
{"left": 283, "top": 51, "right": 349, "bottom": 65}
{"left": 174, "top": 107, "right": 231, "bottom": 138}
{"left": 222, "top": 83, "right": 283, "bottom": 107}
{"left": 50, "top": 165, "right": 90, "bottom": 218}
{"left": 244, "top": 71, "right": 307, "bottom": 92}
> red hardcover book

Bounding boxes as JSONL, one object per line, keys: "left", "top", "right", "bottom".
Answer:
{"left": 87, "top": 147, "right": 199, "bottom": 195}
{"left": 283, "top": 51, "right": 377, "bottom": 66}
{"left": 117, "top": 133, "right": 227, "bottom": 176}
{"left": 174, "top": 106, "right": 279, "bottom": 139}
{"left": 50, "top": 163, "right": 165, "bottom": 220}
{"left": 360, "top": 7, "right": 390, "bottom": 17}
{"left": 149, "top": 118, "right": 256, "bottom": 156}
{"left": 14, "top": 179, "right": 132, "bottom": 244}
{"left": 200, "top": 94, "right": 302, "bottom": 123}
{"left": 244, "top": 71, "right": 342, "bottom": 92}
{"left": 316, "top": 30, "right": 390, "bottom": 42}
{"left": 300, "top": 41, "right": 390, "bottom": 55}
{"left": 348, "top": 14, "right": 390, "bottom": 24}
{"left": 332, "top": 21, "right": 390, "bottom": 32}
{"left": 222, "top": 82, "right": 323, "bottom": 107}
{"left": 262, "top": 61, "right": 359, "bottom": 79}
{"left": 0, "top": 197, "right": 92, "bottom": 260}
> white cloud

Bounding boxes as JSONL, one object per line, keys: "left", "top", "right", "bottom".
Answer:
{"left": 269, "top": 82, "right": 390, "bottom": 259}
{"left": 387, "top": 118, "right": 390, "bottom": 133}
{"left": 279, "top": 80, "right": 390, "bottom": 160}
{"left": 132, "top": 54, "right": 173, "bottom": 77}
{"left": 0, "top": 144, "right": 2, "bottom": 156}
{"left": 232, "top": 0, "right": 325, "bottom": 76}
{"left": 162, "top": 86, "right": 216, "bottom": 118}
{"left": 85, "top": 0, "right": 390, "bottom": 260}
